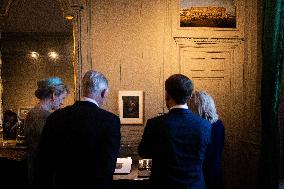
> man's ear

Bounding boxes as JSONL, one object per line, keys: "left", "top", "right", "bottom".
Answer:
{"left": 101, "top": 89, "right": 107, "bottom": 99}
{"left": 51, "top": 92, "right": 56, "bottom": 100}
{"left": 188, "top": 93, "right": 192, "bottom": 100}
{"left": 165, "top": 91, "right": 170, "bottom": 101}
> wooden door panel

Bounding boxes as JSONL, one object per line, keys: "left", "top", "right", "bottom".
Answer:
{"left": 181, "top": 48, "right": 232, "bottom": 126}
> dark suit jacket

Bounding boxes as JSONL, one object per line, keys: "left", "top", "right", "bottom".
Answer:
{"left": 139, "top": 108, "right": 211, "bottom": 189}
{"left": 34, "top": 101, "right": 121, "bottom": 189}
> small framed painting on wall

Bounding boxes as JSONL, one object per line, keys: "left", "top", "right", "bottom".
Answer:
{"left": 172, "top": 0, "right": 243, "bottom": 38}
{"left": 180, "top": 0, "right": 237, "bottom": 28}
{"left": 118, "top": 91, "right": 143, "bottom": 125}
{"left": 18, "top": 106, "right": 33, "bottom": 120}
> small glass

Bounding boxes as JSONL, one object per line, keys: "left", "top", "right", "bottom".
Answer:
{"left": 138, "top": 159, "right": 152, "bottom": 170}
{"left": 16, "top": 121, "right": 25, "bottom": 145}
{"left": 0, "top": 125, "right": 3, "bottom": 144}
{"left": 138, "top": 159, "right": 152, "bottom": 178}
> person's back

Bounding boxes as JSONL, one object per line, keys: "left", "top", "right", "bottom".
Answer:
{"left": 189, "top": 91, "right": 225, "bottom": 189}
{"left": 25, "top": 106, "right": 50, "bottom": 154}
{"left": 139, "top": 74, "right": 211, "bottom": 189}
{"left": 141, "top": 110, "right": 211, "bottom": 189}
{"left": 34, "top": 70, "right": 121, "bottom": 189}
{"left": 36, "top": 102, "right": 120, "bottom": 189}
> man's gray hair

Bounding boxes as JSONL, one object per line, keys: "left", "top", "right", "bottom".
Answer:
{"left": 189, "top": 91, "right": 219, "bottom": 124}
{"left": 82, "top": 70, "right": 108, "bottom": 96}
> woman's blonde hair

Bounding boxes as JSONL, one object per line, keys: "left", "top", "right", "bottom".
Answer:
{"left": 189, "top": 91, "right": 219, "bottom": 124}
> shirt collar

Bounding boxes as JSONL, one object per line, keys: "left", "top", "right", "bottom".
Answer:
{"left": 169, "top": 104, "right": 188, "bottom": 110}
{"left": 82, "top": 97, "right": 99, "bottom": 107}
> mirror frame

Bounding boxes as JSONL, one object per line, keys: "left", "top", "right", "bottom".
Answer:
{"left": 54, "top": 0, "right": 93, "bottom": 100}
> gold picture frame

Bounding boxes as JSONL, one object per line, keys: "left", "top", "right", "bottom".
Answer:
{"left": 179, "top": 0, "right": 237, "bottom": 28}
{"left": 18, "top": 106, "right": 33, "bottom": 120}
{"left": 118, "top": 91, "right": 143, "bottom": 125}
{"left": 172, "top": 0, "right": 244, "bottom": 38}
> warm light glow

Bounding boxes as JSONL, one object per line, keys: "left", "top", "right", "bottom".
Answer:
{"left": 65, "top": 15, "right": 74, "bottom": 20}
{"left": 30, "top": 51, "right": 39, "bottom": 59}
{"left": 48, "top": 51, "right": 59, "bottom": 59}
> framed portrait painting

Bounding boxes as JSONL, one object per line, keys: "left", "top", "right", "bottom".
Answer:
{"left": 118, "top": 91, "right": 143, "bottom": 125}
{"left": 18, "top": 106, "right": 33, "bottom": 120}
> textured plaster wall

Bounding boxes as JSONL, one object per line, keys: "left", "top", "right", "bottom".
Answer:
{"left": 86, "top": 0, "right": 262, "bottom": 189}
{"left": 0, "top": 0, "right": 265, "bottom": 188}
{"left": 91, "top": 0, "right": 165, "bottom": 156}
{"left": 235, "top": 1, "right": 262, "bottom": 188}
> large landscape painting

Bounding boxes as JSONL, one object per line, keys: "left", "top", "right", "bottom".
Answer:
{"left": 180, "top": 0, "right": 236, "bottom": 28}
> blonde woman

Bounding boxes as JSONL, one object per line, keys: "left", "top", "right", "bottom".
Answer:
{"left": 189, "top": 91, "right": 225, "bottom": 189}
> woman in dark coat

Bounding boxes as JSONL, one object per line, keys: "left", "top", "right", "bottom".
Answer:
{"left": 24, "top": 77, "right": 68, "bottom": 189}
{"left": 189, "top": 91, "right": 225, "bottom": 189}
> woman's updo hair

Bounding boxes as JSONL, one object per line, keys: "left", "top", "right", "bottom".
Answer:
{"left": 35, "top": 77, "right": 68, "bottom": 100}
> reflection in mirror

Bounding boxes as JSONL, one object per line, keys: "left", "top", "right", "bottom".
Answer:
{"left": 1, "top": 32, "right": 74, "bottom": 112}
{"left": 3, "top": 110, "right": 18, "bottom": 140}
{"left": 0, "top": 0, "right": 75, "bottom": 140}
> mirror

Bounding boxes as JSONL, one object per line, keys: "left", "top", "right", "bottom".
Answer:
{"left": 0, "top": 0, "right": 75, "bottom": 140}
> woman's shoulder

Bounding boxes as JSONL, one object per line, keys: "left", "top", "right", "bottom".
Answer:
{"left": 27, "top": 107, "right": 50, "bottom": 121}
{"left": 212, "top": 119, "right": 224, "bottom": 128}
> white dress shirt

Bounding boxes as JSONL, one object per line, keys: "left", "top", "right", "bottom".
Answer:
{"left": 169, "top": 104, "right": 188, "bottom": 110}
{"left": 81, "top": 97, "right": 99, "bottom": 107}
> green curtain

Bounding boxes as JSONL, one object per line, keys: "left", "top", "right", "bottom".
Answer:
{"left": 259, "top": 0, "right": 284, "bottom": 189}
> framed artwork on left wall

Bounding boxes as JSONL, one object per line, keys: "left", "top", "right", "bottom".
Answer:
{"left": 118, "top": 91, "right": 144, "bottom": 125}
{"left": 18, "top": 106, "right": 33, "bottom": 120}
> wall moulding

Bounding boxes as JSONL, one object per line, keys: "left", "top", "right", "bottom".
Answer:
{"left": 49, "top": 0, "right": 86, "bottom": 100}
{"left": 171, "top": 0, "right": 245, "bottom": 38}
{"left": 0, "top": 0, "right": 83, "bottom": 18}
{"left": 173, "top": 37, "right": 244, "bottom": 47}
{"left": 173, "top": 35, "right": 245, "bottom": 139}
{"left": 53, "top": 0, "right": 84, "bottom": 18}
{"left": 53, "top": 0, "right": 90, "bottom": 100}
{"left": 173, "top": 36, "right": 245, "bottom": 188}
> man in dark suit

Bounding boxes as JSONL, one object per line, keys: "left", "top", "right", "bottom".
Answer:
{"left": 139, "top": 74, "right": 211, "bottom": 189}
{"left": 34, "top": 70, "right": 121, "bottom": 189}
